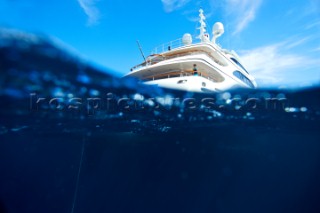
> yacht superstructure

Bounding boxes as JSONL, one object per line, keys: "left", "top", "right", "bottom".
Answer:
{"left": 125, "top": 9, "right": 257, "bottom": 92}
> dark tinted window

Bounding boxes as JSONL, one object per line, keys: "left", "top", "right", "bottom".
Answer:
{"left": 231, "top": 58, "right": 249, "bottom": 74}
{"left": 233, "top": 71, "right": 255, "bottom": 88}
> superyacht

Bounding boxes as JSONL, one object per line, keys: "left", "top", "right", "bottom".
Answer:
{"left": 125, "top": 9, "right": 257, "bottom": 92}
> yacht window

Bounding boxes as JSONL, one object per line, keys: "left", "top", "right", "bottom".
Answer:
{"left": 231, "top": 58, "right": 249, "bottom": 74}
{"left": 202, "top": 82, "right": 206, "bottom": 87}
{"left": 177, "top": 80, "right": 187, "bottom": 84}
{"left": 233, "top": 71, "right": 254, "bottom": 88}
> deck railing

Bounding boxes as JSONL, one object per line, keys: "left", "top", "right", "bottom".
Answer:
{"left": 150, "top": 34, "right": 227, "bottom": 54}
{"left": 141, "top": 69, "right": 223, "bottom": 83}
{"left": 130, "top": 35, "right": 238, "bottom": 72}
{"left": 151, "top": 38, "right": 184, "bottom": 55}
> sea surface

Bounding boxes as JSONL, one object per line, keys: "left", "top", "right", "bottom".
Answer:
{"left": 1, "top": 28, "right": 320, "bottom": 213}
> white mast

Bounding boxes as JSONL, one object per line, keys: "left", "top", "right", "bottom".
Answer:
{"left": 197, "top": 9, "right": 209, "bottom": 42}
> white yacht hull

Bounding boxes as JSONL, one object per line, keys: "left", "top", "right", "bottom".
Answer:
{"left": 126, "top": 43, "right": 257, "bottom": 92}
{"left": 144, "top": 75, "right": 237, "bottom": 93}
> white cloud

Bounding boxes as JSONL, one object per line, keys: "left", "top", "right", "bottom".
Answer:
{"left": 284, "top": 36, "right": 312, "bottom": 50}
{"left": 161, "top": 0, "right": 191, "bottom": 13}
{"left": 239, "top": 41, "right": 320, "bottom": 86}
{"left": 313, "top": 46, "right": 320, "bottom": 52}
{"left": 77, "top": 0, "right": 101, "bottom": 26}
{"left": 305, "top": 20, "right": 320, "bottom": 30}
{"left": 225, "top": 0, "right": 262, "bottom": 35}
{"left": 302, "top": 0, "right": 320, "bottom": 17}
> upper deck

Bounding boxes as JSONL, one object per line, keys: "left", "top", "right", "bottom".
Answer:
{"left": 131, "top": 35, "right": 242, "bottom": 72}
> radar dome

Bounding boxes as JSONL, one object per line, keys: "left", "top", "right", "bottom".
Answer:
{"left": 212, "top": 22, "right": 224, "bottom": 36}
{"left": 182, "top": 33, "right": 192, "bottom": 45}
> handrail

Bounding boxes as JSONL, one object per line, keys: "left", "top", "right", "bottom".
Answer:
{"left": 150, "top": 34, "right": 226, "bottom": 54}
{"left": 131, "top": 50, "right": 226, "bottom": 71}
{"left": 141, "top": 69, "right": 224, "bottom": 83}
{"left": 130, "top": 35, "right": 239, "bottom": 71}
{"left": 151, "top": 38, "right": 184, "bottom": 54}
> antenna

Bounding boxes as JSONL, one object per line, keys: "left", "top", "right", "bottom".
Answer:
{"left": 136, "top": 40, "right": 147, "bottom": 63}
{"left": 197, "top": 9, "right": 209, "bottom": 42}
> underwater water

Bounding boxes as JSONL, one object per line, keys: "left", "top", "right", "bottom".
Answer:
{"left": 1, "top": 29, "right": 320, "bottom": 213}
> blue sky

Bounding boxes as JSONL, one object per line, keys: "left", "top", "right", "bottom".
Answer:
{"left": 0, "top": 0, "right": 319, "bottom": 87}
